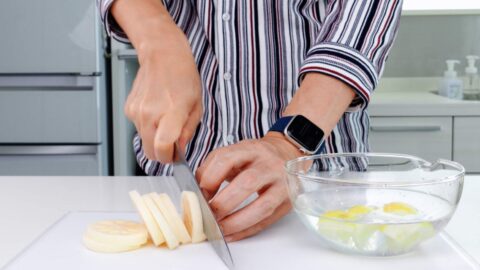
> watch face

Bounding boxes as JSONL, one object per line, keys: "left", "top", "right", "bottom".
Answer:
{"left": 286, "top": 115, "right": 325, "bottom": 153}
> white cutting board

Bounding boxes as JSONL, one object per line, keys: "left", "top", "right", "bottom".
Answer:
{"left": 3, "top": 212, "right": 479, "bottom": 270}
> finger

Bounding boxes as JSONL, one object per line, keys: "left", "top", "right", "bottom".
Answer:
{"left": 209, "top": 168, "right": 271, "bottom": 220}
{"left": 138, "top": 110, "right": 160, "bottom": 160}
{"left": 219, "top": 183, "right": 288, "bottom": 236}
{"left": 154, "top": 111, "right": 188, "bottom": 163}
{"left": 139, "top": 125, "right": 156, "bottom": 159}
{"left": 224, "top": 200, "right": 291, "bottom": 242}
{"left": 196, "top": 144, "right": 256, "bottom": 195}
{"left": 124, "top": 68, "right": 145, "bottom": 122}
{"left": 124, "top": 81, "right": 140, "bottom": 121}
{"left": 178, "top": 102, "right": 203, "bottom": 152}
{"left": 135, "top": 81, "right": 165, "bottom": 159}
{"left": 130, "top": 75, "right": 153, "bottom": 148}
{"left": 124, "top": 69, "right": 145, "bottom": 133}
{"left": 202, "top": 166, "right": 242, "bottom": 202}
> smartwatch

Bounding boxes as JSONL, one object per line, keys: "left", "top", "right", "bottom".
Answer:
{"left": 269, "top": 115, "right": 325, "bottom": 155}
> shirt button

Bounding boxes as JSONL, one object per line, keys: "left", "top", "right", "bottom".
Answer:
{"left": 225, "top": 134, "right": 235, "bottom": 145}
{"left": 222, "top": 13, "right": 231, "bottom": 21}
{"left": 223, "top": 72, "right": 232, "bottom": 81}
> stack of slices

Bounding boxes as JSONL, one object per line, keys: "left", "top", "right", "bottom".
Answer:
{"left": 83, "top": 190, "right": 207, "bottom": 253}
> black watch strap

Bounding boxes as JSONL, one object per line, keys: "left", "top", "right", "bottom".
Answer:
{"left": 269, "top": 116, "right": 294, "bottom": 133}
{"left": 269, "top": 115, "right": 325, "bottom": 155}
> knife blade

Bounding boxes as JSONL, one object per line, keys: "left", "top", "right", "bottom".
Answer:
{"left": 173, "top": 144, "right": 235, "bottom": 269}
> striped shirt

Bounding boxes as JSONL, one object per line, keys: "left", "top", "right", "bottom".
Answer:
{"left": 98, "top": 0, "right": 403, "bottom": 175}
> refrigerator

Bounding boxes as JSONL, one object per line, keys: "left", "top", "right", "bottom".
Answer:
{"left": 0, "top": 0, "right": 109, "bottom": 175}
{"left": 110, "top": 40, "right": 138, "bottom": 175}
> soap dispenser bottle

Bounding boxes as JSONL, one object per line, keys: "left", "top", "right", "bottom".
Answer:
{"left": 439, "top": 60, "right": 463, "bottom": 100}
{"left": 464, "top": 55, "right": 480, "bottom": 100}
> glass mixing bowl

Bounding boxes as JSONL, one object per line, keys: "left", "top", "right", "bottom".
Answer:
{"left": 285, "top": 153, "right": 465, "bottom": 256}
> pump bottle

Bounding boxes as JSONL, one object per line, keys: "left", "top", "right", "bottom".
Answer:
{"left": 464, "top": 55, "right": 480, "bottom": 100}
{"left": 439, "top": 60, "right": 463, "bottom": 100}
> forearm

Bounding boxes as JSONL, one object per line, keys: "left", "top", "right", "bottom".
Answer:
{"left": 283, "top": 73, "right": 355, "bottom": 136}
{"left": 110, "top": 0, "right": 183, "bottom": 63}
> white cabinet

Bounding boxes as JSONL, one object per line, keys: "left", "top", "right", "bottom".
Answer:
{"left": 0, "top": 76, "right": 99, "bottom": 143}
{"left": 454, "top": 117, "right": 480, "bottom": 173}
{"left": 0, "top": 0, "right": 99, "bottom": 74}
{"left": 369, "top": 117, "right": 453, "bottom": 162}
{"left": 369, "top": 116, "right": 480, "bottom": 173}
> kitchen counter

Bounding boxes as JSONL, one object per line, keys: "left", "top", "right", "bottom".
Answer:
{"left": 402, "top": 0, "right": 480, "bottom": 16}
{"left": 369, "top": 90, "right": 480, "bottom": 117}
{"left": 0, "top": 176, "right": 479, "bottom": 269}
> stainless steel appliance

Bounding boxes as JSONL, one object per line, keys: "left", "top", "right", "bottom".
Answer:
{"left": 0, "top": 0, "right": 109, "bottom": 175}
{"left": 110, "top": 40, "right": 138, "bottom": 175}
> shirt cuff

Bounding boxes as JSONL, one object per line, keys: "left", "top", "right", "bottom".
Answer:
{"left": 298, "top": 42, "right": 379, "bottom": 112}
{"left": 99, "top": 0, "right": 130, "bottom": 43}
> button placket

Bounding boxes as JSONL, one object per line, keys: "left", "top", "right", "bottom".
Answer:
{"left": 218, "top": 0, "right": 236, "bottom": 147}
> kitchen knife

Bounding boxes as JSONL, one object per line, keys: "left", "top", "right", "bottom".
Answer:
{"left": 173, "top": 144, "right": 235, "bottom": 270}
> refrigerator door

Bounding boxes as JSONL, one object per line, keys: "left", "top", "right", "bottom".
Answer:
{"left": 0, "top": 0, "right": 99, "bottom": 74}
{"left": 0, "top": 75, "right": 99, "bottom": 143}
{"left": 111, "top": 47, "right": 138, "bottom": 175}
{"left": 0, "top": 145, "right": 100, "bottom": 175}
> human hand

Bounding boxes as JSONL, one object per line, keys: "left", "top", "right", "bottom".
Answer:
{"left": 196, "top": 132, "right": 303, "bottom": 241}
{"left": 124, "top": 25, "right": 203, "bottom": 163}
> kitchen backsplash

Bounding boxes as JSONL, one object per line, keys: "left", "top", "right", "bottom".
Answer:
{"left": 382, "top": 14, "right": 480, "bottom": 78}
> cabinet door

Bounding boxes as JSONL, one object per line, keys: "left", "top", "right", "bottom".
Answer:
{"left": 0, "top": 0, "right": 99, "bottom": 73}
{"left": 0, "top": 75, "right": 99, "bottom": 143}
{"left": 369, "top": 117, "right": 453, "bottom": 162}
{"left": 454, "top": 117, "right": 480, "bottom": 173}
{"left": 0, "top": 145, "right": 100, "bottom": 176}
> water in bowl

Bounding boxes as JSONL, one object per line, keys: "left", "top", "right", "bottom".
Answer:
{"left": 294, "top": 188, "right": 453, "bottom": 256}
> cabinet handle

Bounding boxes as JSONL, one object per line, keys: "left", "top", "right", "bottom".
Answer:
{"left": 0, "top": 145, "right": 97, "bottom": 155}
{"left": 370, "top": 125, "right": 442, "bottom": 132}
{"left": 0, "top": 85, "right": 93, "bottom": 91}
{"left": 117, "top": 49, "right": 138, "bottom": 60}
{"left": 0, "top": 75, "right": 94, "bottom": 91}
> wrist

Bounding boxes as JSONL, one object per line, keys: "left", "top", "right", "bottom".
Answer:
{"left": 135, "top": 20, "right": 187, "bottom": 64}
{"left": 111, "top": 0, "right": 179, "bottom": 59}
{"left": 283, "top": 73, "right": 355, "bottom": 136}
{"left": 263, "top": 132, "right": 304, "bottom": 161}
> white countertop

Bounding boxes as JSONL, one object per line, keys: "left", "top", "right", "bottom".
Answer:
{"left": 369, "top": 90, "right": 480, "bottom": 116}
{"left": 0, "top": 176, "right": 479, "bottom": 269}
{"left": 402, "top": 0, "right": 480, "bottom": 15}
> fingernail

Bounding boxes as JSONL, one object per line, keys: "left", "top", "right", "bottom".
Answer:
{"left": 224, "top": 236, "right": 232, "bottom": 242}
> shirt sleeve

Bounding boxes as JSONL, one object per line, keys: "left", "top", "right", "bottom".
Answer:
{"left": 298, "top": 0, "right": 403, "bottom": 111}
{"left": 97, "top": 0, "right": 130, "bottom": 43}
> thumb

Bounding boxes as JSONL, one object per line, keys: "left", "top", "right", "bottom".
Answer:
{"left": 154, "top": 111, "right": 188, "bottom": 163}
